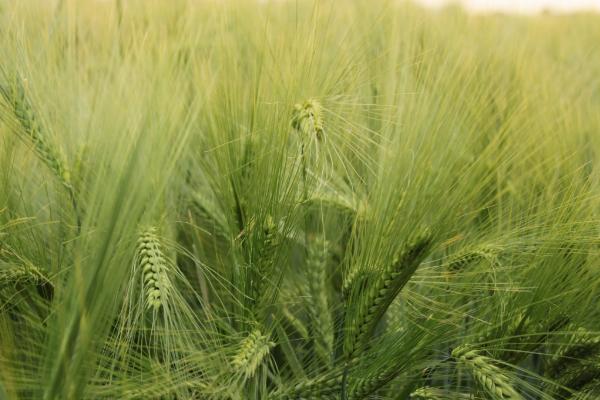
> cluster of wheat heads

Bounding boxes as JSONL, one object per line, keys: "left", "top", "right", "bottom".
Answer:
{"left": 0, "top": 0, "right": 600, "bottom": 399}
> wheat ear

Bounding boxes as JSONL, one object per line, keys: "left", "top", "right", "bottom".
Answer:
{"left": 137, "top": 228, "right": 170, "bottom": 311}
{"left": 273, "top": 357, "right": 366, "bottom": 399}
{"left": 500, "top": 314, "right": 569, "bottom": 365}
{"left": 231, "top": 329, "right": 274, "bottom": 379}
{"left": 475, "top": 312, "right": 529, "bottom": 345}
{"left": 306, "top": 235, "right": 334, "bottom": 365}
{"left": 292, "top": 99, "right": 325, "bottom": 204}
{"left": 291, "top": 99, "right": 325, "bottom": 141}
{"left": 0, "top": 264, "right": 51, "bottom": 291}
{"left": 445, "top": 244, "right": 500, "bottom": 273}
{"left": 275, "top": 371, "right": 344, "bottom": 400}
{"left": 452, "top": 346, "right": 523, "bottom": 400}
{"left": 545, "top": 328, "right": 600, "bottom": 396}
{"left": 0, "top": 79, "right": 81, "bottom": 230}
{"left": 555, "top": 355, "right": 600, "bottom": 395}
{"left": 410, "top": 387, "right": 474, "bottom": 399}
{"left": 0, "top": 80, "right": 72, "bottom": 192}
{"left": 573, "top": 379, "right": 600, "bottom": 400}
{"left": 349, "top": 361, "right": 425, "bottom": 399}
{"left": 0, "top": 265, "right": 54, "bottom": 300}
{"left": 344, "top": 229, "right": 433, "bottom": 359}
{"left": 546, "top": 328, "right": 600, "bottom": 379}
{"left": 250, "top": 215, "right": 280, "bottom": 311}
{"left": 349, "top": 368, "right": 397, "bottom": 400}
{"left": 281, "top": 306, "right": 310, "bottom": 340}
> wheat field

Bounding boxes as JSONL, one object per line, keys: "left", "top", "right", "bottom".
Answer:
{"left": 0, "top": 1, "right": 599, "bottom": 399}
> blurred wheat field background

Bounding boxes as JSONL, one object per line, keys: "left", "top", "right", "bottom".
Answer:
{"left": 0, "top": 1, "right": 599, "bottom": 399}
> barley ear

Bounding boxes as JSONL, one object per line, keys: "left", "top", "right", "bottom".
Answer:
{"left": 0, "top": 263, "right": 53, "bottom": 300}
{"left": 276, "top": 370, "right": 344, "bottom": 399}
{"left": 344, "top": 228, "right": 433, "bottom": 359}
{"left": 306, "top": 235, "right": 334, "bottom": 365}
{"left": 231, "top": 329, "right": 274, "bottom": 380}
{"left": 546, "top": 328, "right": 600, "bottom": 381}
{"left": 249, "top": 215, "right": 280, "bottom": 313}
{"left": 291, "top": 99, "right": 325, "bottom": 141}
{"left": 0, "top": 264, "right": 47, "bottom": 288}
{"left": 445, "top": 244, "right": 500, "bottom": 273}
{"left": 573, "top": 379, "right": 600, "bottom": 400}
{"left": 452, "top": 346, "right": 523, "bottom": 400}
{"left": 410, "top": 387, "right": 475, "bottom": 399}
{"left": 137, "top": 228, "right": 170, "bottom": 311}
{"left": 0, "top": 78, "right": 80, "bottom": 230}
{"left": 0, "top": 79, "right": 72, "bottom": 192}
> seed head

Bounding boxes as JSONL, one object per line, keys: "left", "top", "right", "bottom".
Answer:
{"left": 291, "top": 99, "right": 325, "bottom": 141}
{"left": 137, "top": 228, "right": 170, "bottom": 310}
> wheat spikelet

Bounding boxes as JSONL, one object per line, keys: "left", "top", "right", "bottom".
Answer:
{"left": 0, "top": 80, "right": 72, "bottom": 191}
{"left": 137, "top": 228, "right": 170, "bottom": 311}
{"left": 452, "top": 346, "right": 523, "bottom": 400}
{"left": 231, "top": 329, "right": 274, "bottom": 379}
{"left": 344, "top": 228, "right": 433, "bottom": 359}
{"left": 306, "top": 234, "right": 334, "bottom": 365}
{"left": 291, "top": 99, "right": 324, "bottom": 141}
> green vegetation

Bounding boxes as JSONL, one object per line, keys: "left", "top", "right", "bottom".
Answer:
{"left": 0, "top": 1, "right": 599, "bottom": 399}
